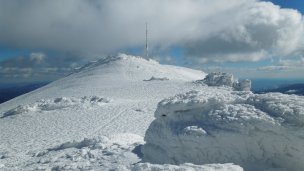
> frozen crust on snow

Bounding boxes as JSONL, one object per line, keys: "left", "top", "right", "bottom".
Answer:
{"left": 142, "top": 90, "right": 304, "bottom": 171}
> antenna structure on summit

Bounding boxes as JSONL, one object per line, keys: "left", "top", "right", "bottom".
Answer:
{"left": 145, "top": 22, "right": 149, "bottom": 58}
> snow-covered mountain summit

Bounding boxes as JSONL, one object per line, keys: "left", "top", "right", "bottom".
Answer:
{"left": 1, "top": 54, "right": 303, "bottom": 171}
{"left": 0, "top": 54, "right": 204, "bottom": 110}
{"left": 0, "top": 54, "right": 212, "bottom": 170}
{"left": 72, "top": 54, "right": 203, "bottom": 81}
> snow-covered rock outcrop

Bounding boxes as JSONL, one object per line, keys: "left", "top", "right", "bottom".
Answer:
{"left": 142, "top": 90, "right": 304, "bottom": 171}
{"left": 199, "top": 72, "right": 251, "bottom": 91}
{"left": 203, "top": 72, "right": 235, "bottom": 87}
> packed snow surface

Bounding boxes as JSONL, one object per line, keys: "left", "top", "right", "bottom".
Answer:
{"left": 142, "top": 89, "right": 304, "bottom": 171}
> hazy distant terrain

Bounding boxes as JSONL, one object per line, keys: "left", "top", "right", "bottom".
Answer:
{"left": 250, "top": 79, "right": 304, "bottom": 96}
{"left": 260, "top": 83, "right": 304, "bottom": 96}
{"left": 0, "top": 82, "right": 49, "bottom": 104}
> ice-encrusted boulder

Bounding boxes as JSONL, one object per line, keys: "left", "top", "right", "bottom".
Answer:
{"left": 203, "top": 72, "right": 234, "bottom": 87}
{"left": 142, "top": 90, "right": 304, "bottom": 171}
{"left": 200, "top": 72, "right": 251, "bottom": 91}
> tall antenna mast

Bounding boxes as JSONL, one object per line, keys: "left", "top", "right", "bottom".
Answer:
{"left": 145, "top": 22, "right": 149, "bottom": 58}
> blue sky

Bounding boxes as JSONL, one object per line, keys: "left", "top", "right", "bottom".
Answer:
{"left": 266, "top": 0, "right": 304, "bottom": 13}
{"left": 0, "top": 48, "right": 29, "bottom": 62}
{"left": 0, "top": 0, "right": 304, "bottom": 83}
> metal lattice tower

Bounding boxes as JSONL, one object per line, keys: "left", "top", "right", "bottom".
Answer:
{"left": 145, "top": 22, "right": 149, "bottom": 58}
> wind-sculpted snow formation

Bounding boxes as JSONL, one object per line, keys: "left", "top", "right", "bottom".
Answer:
{"left": 142, "top": 90, "right": 304, "bottom": 171}
{"left": 1, "top": 96, "right": 109, "bottom": 118}
{"left": 199, "top": 72, "right": 251, "bottom": 91}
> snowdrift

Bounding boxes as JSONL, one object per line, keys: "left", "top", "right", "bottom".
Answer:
{"left": 142, "top": 90, "right": 304, "bottom": 171}
{"left": 1, "top": 96, "right": 109, "bottom": 118}
{"left": 3, "top": 132, "right": 242, "bottom": 171}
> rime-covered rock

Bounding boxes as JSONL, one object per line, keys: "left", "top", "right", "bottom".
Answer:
{"left": 142, "top": 90, "right": 304, "bottom": 171}
{"left": 200, "top": 72, "right": 251, "bottom": 91}
{"left": 203, "top": 72, "right": 234, "bottom": 87}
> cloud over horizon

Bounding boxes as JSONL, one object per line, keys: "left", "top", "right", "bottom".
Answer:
{"left": 0, "top": 52, "right": 84, "bottom": 83}
{"left": 0, "top": 0, "right": 304, "bottom": 63}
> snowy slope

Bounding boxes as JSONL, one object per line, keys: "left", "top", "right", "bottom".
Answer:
{"left": 1, "top": 54, "right": 243, "bottom": 170}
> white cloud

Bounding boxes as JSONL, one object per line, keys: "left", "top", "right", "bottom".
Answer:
{"left": 250, "top": 57, "right": 304, "bottom": 78}
{"left": 0, "top": 52, "right": 79, "bottom": 81}
{"left": 184, "top": 1, "right": 304, "bottom": 62}
{"left": 30, "top": 52, "right": 46, "bottom": 64}
{"left": 257, "top": 65, "right": 289, "bottom": 71}
{"left": 0, "top": 0, "right": 303, "bottom": 62}
{"left": 278, "top": 58, "right": 304, "bottom": 67}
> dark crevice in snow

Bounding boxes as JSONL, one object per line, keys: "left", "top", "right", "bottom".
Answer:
{"left": 132, "top": 144, "right": 144, "bottom": 159}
